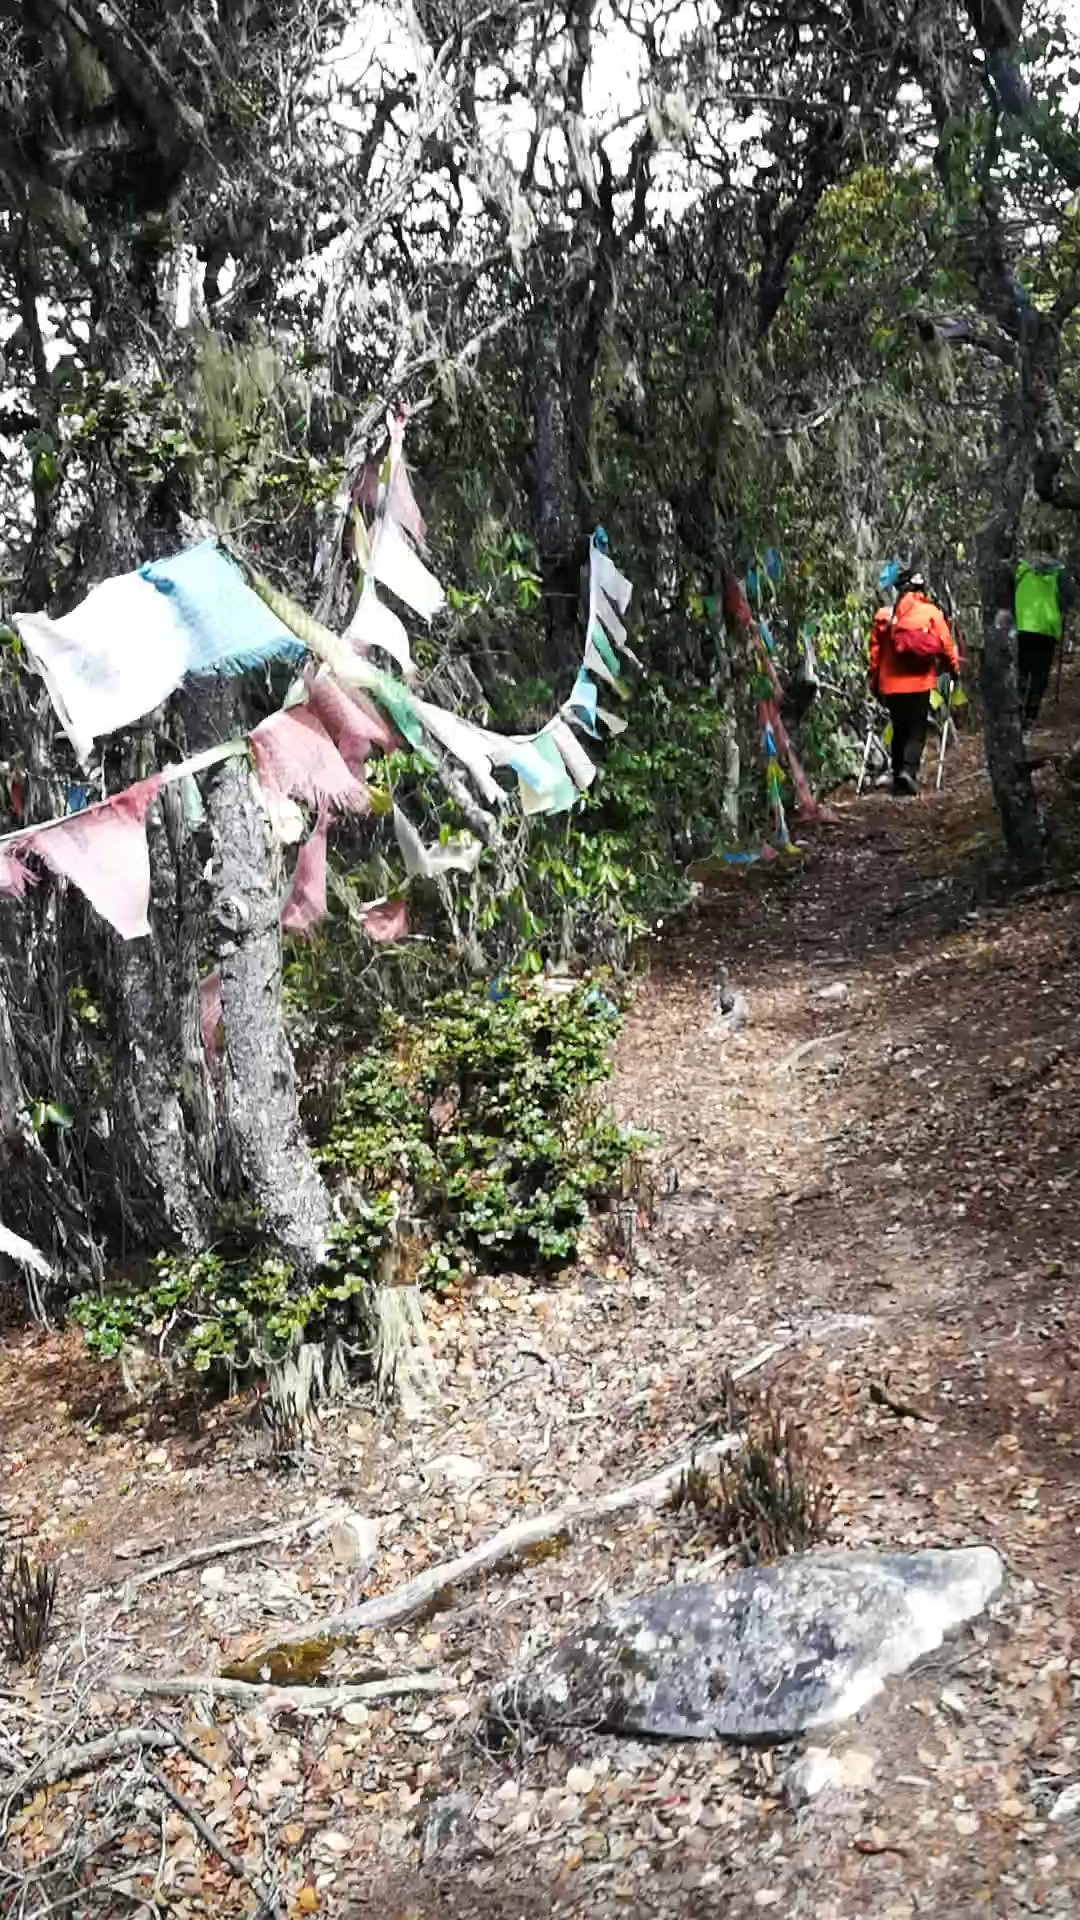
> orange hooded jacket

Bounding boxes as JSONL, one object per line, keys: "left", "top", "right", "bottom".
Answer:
{"left": 869, "top": 591, "right": 959, "bottom": 696}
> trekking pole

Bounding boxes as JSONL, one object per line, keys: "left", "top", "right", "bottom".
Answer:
{"left": 935, "top": 677, "right": 955, "bottom": 792}
{"left": 855, "top": 722, "right": 875, "bottom": 797}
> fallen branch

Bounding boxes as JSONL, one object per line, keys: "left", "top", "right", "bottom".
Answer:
{"left": 149, "top": 1769, "right": 277, "bottom": 1909}
{"left": 120, "top": 1509, "right": 344, "bottom": 1589}
{"left": 106, "top": 1671, "right": 452, "bottom": 1708}
{"left": 869, "top": 1379, "right": 929, "bottom": 1422}
{"left": 245, "top": 1434, "right": 740, "bottom": 1673}
{"left": 8, "top": 1726, "right": 177, "bottom": 1805}
{"left": 773, "top": 1030, "right": 854, "bottom": 1076}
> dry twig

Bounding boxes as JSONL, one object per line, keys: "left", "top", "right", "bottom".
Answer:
{"left": 8, "top": 1726, "right": 178, "bottom": 1806}
{"left": 247, "top": 1433, "right": 740, "bottom": 1672}
{"left": 149, "top": 1768, "right": 279, "bottom": 1910}
{"left": 107, "top": 1671, "right": 452, "bottom": 1708}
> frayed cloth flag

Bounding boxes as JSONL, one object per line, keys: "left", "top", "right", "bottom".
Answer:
{"left": 370, "top": 514, "right": 444, "bottom": 622}
{"left": 584, "top": 625, "right": 629, "bottom": 699}
{"left": 240, "top": 562, "right": 431, "bottom": 757}
{"left": 0, "top": 1224, "right": 51, "bottom": 1279}
{"left": 479, "top": 731, "right": 556, "bottom": 795}
{"left": 386, "top": 416, "right": 428, "bottom": 549}
{"left": 566, "top": 669, "right": 599, "bottom": 736}
{"left": 0, "top": 848, "right": 35, "bottom": 897}
{"left": 596, "top": 706, "right": 628, "bottom": 736}
{"left": 519, "top": 732, "right": 577, "bottom": 816}
{"left": 282, "top": 806, "right": 330, "bottom": 935}
{"left": 348, "top": 687, "right": 404, "bottom": 757}
{"left": 393, "top": 806, "right": 483, "bottom": 880}
{"left": 361, "top": 665, "right": 431, "bottom": 757}
{"left": 359, "top": 896, "right": 409, "bottom": 944}
{"left": 140, "top": 542, "right": 304, "bottom": 676}
{"left": 250, "top": 708, "right": 370, "bottom": 813}
{"left": 547, "top": 717, "right": 596, "bottom": 790}
{"left": 346, "top": 581, "right": 415, "bottom": 677}
{"left": 16, "top": 573, "right": 190, "bottom": 763}
{"left": 27, "top": 775, "right": 162, "bottom": 939}
{"left": 414, "top": 701, "right": 504, "bottom": 808}
{"left": 304, "top": 669, "right": 399, "bottom": 771}
{"left": 589, "top": 544, "right": 641, "bottom": 669}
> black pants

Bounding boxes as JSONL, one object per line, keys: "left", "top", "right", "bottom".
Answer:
{"left": 885, "top": 690, "right": 931, "bottom": 785}
{"left": 1017, "top": 631, "right": 1056, "bottom": 728}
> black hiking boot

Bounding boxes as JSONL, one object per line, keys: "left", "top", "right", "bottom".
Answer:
{"left": 892, "top": 772, "right": 917, "bottom": 796}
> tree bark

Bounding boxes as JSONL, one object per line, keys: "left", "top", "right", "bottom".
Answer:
{"left": 975, "top": 312, "right": 1055, "bottom": 875}
{"left": 529, "top": 301, "right": 587, "bottom": 657}
{"left": 0, "top": 964, "right": 101, "bottom": 1293}
{"left": 108, "top": 782, "right": 218, "bottom": 1247}
{"left": 202, "top": 748, "right": 331, "bottom": 1276}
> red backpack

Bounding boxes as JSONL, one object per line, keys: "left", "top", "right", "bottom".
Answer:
{"left": 891, "top": 593, "right": 943, "bottom": 662}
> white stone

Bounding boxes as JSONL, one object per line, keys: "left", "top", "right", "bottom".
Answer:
{"left": 422, "top": 1453, "right": 486, "bottom": 1489}
{"left": 1049, "top": 1782, "right": 1080, "bottom": 1824}
{"left": 328, "top": 1513, "right": 380, "bottom": 1569}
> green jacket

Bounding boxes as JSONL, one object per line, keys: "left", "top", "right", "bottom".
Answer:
{"left": 1015, "top": 560, "right": 1068, "bottom": 640}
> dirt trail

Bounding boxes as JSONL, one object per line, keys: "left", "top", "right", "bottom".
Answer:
{"left": 3, "top": 703, "right": 1080, "bottom": 1918}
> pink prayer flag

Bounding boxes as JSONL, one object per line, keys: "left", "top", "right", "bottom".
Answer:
{"left": 388, "top": 461, "right": 427, "bottom": 550}
{"left": 0, "top": 847, "right": 35, "bottom": 897}
{"left": 348, "top": 686, "right": 403, "bottom": 756}
{"left": 200, "top": 971, "right": 223, "bottom": 1063}
{"left": 27, "top": 775, "right": 161, "bottom": 939}
{"left": 304, "top": 670, "right": 394, "bottom": 773}
{"left": 250, "top": 707, "right": 369, "bottom": 812}
{"left": 281, "top": 806, "right": 330, "bottom": 936}
{"left": 359, "top": 897, "right": 409, "bottom": 944}
{"left": 387, "top": 413, "right": 427, "bottom": 548}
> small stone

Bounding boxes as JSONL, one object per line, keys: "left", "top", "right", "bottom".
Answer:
{"left": 342, "top": 1703, "right": 369, "bottom": 1728}
{"left": 814, "top": 981, "right": 850, "bottom": 1003}
{"left": 420, "top": 1793, "right": 475, "bottom": 1862}
{"left": 786, "top": 1746, "right": 877, "bottom": 1803}
{"left": 954, "top": 1812, "right": 980, "bottom": 1836}
{"left": 565, "top": 1766, "right": 596, "bottom": 1795}
{"left": 1049, "top": 1782, "right": 1080, "bottom": 1823}
{"left": 495, "top": 1778, "right": 519, "bottom": 1802}
{"left": 328, "top": 1513, "right": 379, "bottom": 1569}
{"left": 755, "top": 1893, "right": 782, "bottom": 1909}
{"left": 939, "top": 1687, "right": 967, "bottom": 1720}
{"left": 422, "top": 1454, "right": 485, "bottom": 1489}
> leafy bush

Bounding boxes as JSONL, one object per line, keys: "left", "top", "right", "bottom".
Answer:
{"left": 321, "top": 974, "right": 646, "bottom": 1281}
{"left": 73, "top": 977, "right": 642, "bottom": 1376}
{"left": 73, "top": 1200, "right": 393, "bottom": 1374}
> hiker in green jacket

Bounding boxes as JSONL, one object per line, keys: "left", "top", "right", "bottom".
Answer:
{"left": 1015, "top": 556, "right": 1073, "bottom": 729}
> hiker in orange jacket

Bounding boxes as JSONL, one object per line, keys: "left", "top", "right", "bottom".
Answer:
{"left": 868, "top": 570, "right": 960, "bottom": 794}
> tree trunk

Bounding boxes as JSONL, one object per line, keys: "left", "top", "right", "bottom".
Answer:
{"left": 976, "top": 321, "right": 1049, "bottom": 875}
{"left": 108, "top": 782, "right": 219, "bottom": 1247}
{"left": 529, "top": 306, "right": 585, "bottom": 658}
{"left": 0, "top": 966, "right": 102, "bottom": 1296}
{"left": 202, "top": 748, "right": 332, "bottom": 1276}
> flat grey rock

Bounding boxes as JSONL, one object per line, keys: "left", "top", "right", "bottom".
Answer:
{"left": 420, "top": 1791, "right": 475, "bottom": 1861}
{"left": 490, "top": 1548, "right": 1002, "bottom": 1746}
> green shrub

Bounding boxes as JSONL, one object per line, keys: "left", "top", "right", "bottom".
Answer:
{"left": 321, "top": 974, "right": 646, "bottom": 1281}
{"left": 72, "top": 977, "right": 644, "bottom": 1377}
